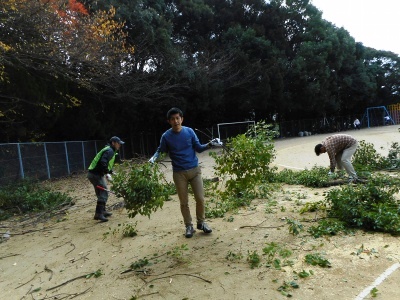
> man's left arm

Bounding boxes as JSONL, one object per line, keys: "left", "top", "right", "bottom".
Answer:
{"left": 100, "top": 148, "right": 114, "bottom": 175}
{"left": 191, "top": 129, "right": 209, "bottom": 153}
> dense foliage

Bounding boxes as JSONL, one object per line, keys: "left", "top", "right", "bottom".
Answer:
{"left": 206, "top": 121, "right": 276, "bottom": 217}
{"left": 352, "top": 140, "right": 391, "bottom": 171}
{"left": 211, "top": 121, "right": 276, "bottom": 197}
{"left": 326, "top": 175, "right": 400, "bottom": 235}
{"left": 1, "top": 0, "right": 400, "bottom": 144}
{"left": 274, "top": 166, "right": 332, "bottom": 187}
{"left": 0, "top": 179, "right": 73, "bottom": 220}
{"left": 112, "top": 162, "right": 174, "bottom": 218}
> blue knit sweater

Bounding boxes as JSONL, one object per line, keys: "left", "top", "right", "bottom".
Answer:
{"left": 153, "top": 126, "right": 209, "bottom": 171}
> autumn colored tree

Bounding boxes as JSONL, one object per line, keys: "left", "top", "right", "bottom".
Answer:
{"left": 0, "top": 0, "right": 133, "bottom": 140}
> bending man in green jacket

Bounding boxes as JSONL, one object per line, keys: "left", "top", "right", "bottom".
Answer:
{"left": 88, "top": 136, "right": 124, "bottom": 222}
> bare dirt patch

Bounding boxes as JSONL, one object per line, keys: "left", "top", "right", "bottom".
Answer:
{"left": 1, "top": 126, "right": 400, "bottom": 300}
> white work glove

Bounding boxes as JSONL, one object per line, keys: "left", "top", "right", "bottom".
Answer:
{"left": 209, "top": 138, "right": 223, "bottom": 147}
{"left": 148, "top": 156, "right": 156, "bottom": 164}
{"left": 106, "top": 174, "right": 113, "bottom": 182}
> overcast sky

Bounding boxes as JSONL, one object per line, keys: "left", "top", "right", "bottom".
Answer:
{"left": 310, "top": 0, "right": 400, "bottom": 55}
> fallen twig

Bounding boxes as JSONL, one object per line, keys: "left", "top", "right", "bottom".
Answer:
{"left": 37, "top": 286, "right": 93, "bottom": 299}
{"left": 44, "top": 265, "right": 54, "bottom": 281}
{"left": 120, "top": 269, "right": 148, "bottom": 275}
{"left": 146, "top": 273, "right": 212, "bottom": 284}
{"left": 0, "top": 253, "right": 20, "bottom": 260}
{"left": 44, "top": 241, "right": 72, "bottom": 252}
{"left": 11, "top": 223, "right": 60, "bottom": 236}
{"left": 137, "top": 291, "right": 160, "bottom": 298}
{"left": 69, "top": 251, "right": 90, "bottom": 263}
{"left": 68, "top": 286, "right": 93, "bottom": 299}
{"left": 239, "top": 224, "right": 285, "bottom": 229}
{"left": 235, "top": 218, "right": 286, "bottom": 229}
{"left": 65, "top": 243, "right": 76, "bottom": 256}
{"left": 46, "top": 269, "right": 101, "bottom": 291}
{"left": 46, "top": 275, "right": 87, "bottom": 291}
{"left": 15, "top": 271, "right": 43, "bottom": 289}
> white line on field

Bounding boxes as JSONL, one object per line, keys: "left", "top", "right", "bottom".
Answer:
{"left": 354, "top": 262, "right": 400, "bottom": 300}
{"left": 276, "top": 164, "right": 304, "bottom": 170}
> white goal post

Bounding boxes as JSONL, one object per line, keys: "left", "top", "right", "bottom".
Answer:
{"left": 364, "top": 106, "right": 395, "bottom": 127}
{"left": 217, "top": 121, "right": 256, "bottom": 141}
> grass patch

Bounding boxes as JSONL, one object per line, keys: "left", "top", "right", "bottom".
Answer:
{"left": 0, "top": 179, "right": 73, "bottom": 220}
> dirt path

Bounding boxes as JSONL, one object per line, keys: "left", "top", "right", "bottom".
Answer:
{"left": 1, "top": 125, "right": 400, "bottom": 300}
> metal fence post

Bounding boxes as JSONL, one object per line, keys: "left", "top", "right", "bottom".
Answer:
{"left": 64, "top": 142, "right": 70, "bottom": 175}
{"left": 44, "top": 143, "right": 51, "bottom": 179}
{"left": 82, "top": 141, "right": 86, "bottom": 170}
{"left": 17, "top": 143, "right": 24, "bottom": 179}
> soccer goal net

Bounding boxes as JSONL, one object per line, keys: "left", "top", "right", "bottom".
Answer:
{"left": 364, "top": 106, "right": 395, "bottom": 127}
{"left": 217, "top": 121, "right": 255, "bottom": 141}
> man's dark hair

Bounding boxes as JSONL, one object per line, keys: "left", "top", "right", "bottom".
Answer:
{"left": 167, "top": 107, "right": 183, "bottom": 119}
{"left": 315, "top": 144, "right": 323, "bottom": 156}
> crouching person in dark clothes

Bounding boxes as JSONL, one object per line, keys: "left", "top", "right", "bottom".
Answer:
{"left": 87, "top": 136, "right": 124, "bottom": 222}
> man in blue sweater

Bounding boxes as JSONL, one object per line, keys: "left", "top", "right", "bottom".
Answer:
{"left": 149, "top": 107, "right": 214, "bottom": 238}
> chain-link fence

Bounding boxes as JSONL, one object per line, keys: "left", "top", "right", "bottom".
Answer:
{"left": 0, "top": 140, "right": 127, "bottom": 186}
{"left": 2, "top": 115, "right": 394, "bottom": 187}
{"left": 278, "top": 115, "right": 367, "bottom": 138}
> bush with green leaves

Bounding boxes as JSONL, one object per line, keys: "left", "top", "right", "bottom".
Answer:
{"left": 353, "top": 140, "right": 391, "bottom": 171}
{"left": 263, "top": 242, "right": 293, "bottom": 269}
{"left": 205, "top": 191, "right": 255, "bottom": 218}
{"left": 274, "top": 166, "right": 331, "bottom": 187}
{"left": 247, "top": 250, "right": 261, "bottom": 269}
{"left": 304, "top": 253, "right": 331, "bottom": 268}
{"left": 210, "top": 120, "right": 277, "bottom": 200}
{"left": 386, "top": 142, "right": 400, "bottom": 170}
{"left": 0, "top": 179, "right": 73, "bottom": 220}
{"left": 326, "top": 174, "right": 400, "bottom": 234}
{"left": 112, "top": 162, "right": 174, "bottom": 218}
{"left": 307, "top": 219, "right": 350, "bottom": 238}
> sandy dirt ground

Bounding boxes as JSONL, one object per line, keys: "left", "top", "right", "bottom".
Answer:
{"left": 1, "top": 125, "right": 400, "bottom": 300}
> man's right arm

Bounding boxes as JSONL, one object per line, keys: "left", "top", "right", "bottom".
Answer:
{"left": 326, "top": 149, "right": 336, "bottom": 172}
{"left": 149, "top": 135, "right": 167, "bottom": 163}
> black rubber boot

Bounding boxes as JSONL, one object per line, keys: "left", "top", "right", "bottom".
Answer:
{"left": 103, "top": 207, "right": 113, "bottom": 217}
{"left": 94, "top": 202, "right": 108, "bottom": 222}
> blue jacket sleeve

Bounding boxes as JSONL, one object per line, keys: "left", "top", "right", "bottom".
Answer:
{"left": 191, "top": 128, "right": 209, "bottom": 153}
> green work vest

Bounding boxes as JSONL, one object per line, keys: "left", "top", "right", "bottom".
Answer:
{"left": 88, "top": 146, "right": 116, "bottom": 172}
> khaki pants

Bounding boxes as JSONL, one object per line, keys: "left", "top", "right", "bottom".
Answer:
{"left": 335, "top": 142, "right": 358, "bottom": 179}
{"left": 173, "top": 166, "right": 205, "bottom": 227}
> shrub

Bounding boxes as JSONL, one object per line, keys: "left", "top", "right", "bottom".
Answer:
{"left": 326, "top": 175, "right": 400, "bottom": 234}
{"left": 353, "top": 140, "right": 391, "bottom": 171}
{"left": 112, "top": 162, "right": 173, "bottom": 218}
{"left": 274, "top": 166, "right": 331, "bottom": 188}
{"left": 0, "top": 179, "right": 73, "bottom": 220}
{"left": 210, "top": 120, "right": 276, "bottom": 200}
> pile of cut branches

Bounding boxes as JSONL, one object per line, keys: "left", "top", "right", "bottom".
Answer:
{"left": 112, "top": 161, "right": 174, "bottom": 218}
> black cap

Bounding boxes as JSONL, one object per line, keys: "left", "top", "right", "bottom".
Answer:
{"left": 110, "top": 136, "right": 125, "bottom": 144}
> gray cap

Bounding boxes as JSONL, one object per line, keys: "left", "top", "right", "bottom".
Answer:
{"left": 110, "top": 136, "right": 125, "bottom": 144}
